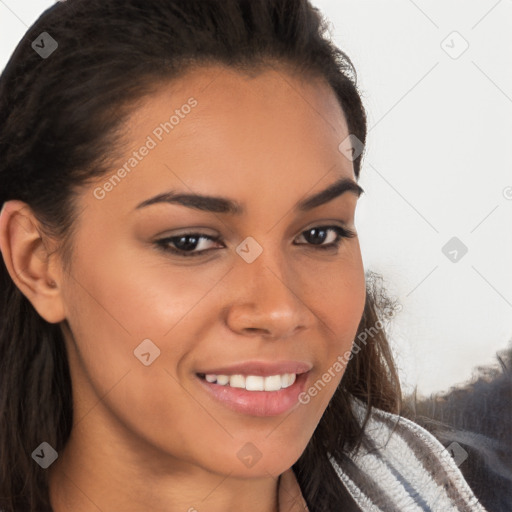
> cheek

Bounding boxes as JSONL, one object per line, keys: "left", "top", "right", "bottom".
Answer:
{"left": 293, "top": 246, "right": 366, "bottom": 414}
{"left": 60, "top": 242, "right": 229, "bottom": 460}
{"left": 59, "top": 231, "right": 225, "bottom": 408}
{"left": 300, "top": 242, "right": 366, "bottom": 343}
{"left": 65, "top": 234, "right": 221, "bottom": 341}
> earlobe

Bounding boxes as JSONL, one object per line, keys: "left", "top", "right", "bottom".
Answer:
{"left": 0, "top": 200, "right": 66, "bottom": 324}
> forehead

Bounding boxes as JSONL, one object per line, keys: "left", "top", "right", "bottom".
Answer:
{"left": 84, "top": 64, "right": 355, "bottom": 218}
{"left": 126, "top": 63, "right": 350, "bottom": 155}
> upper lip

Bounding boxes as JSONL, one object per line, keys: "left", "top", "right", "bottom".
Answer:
{"left": 196, "top": 360, "right": 312, "bottom": 377}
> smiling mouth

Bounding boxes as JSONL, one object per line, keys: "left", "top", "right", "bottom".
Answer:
{"left": 195, "top": 370, "right": 309, "bottom": 417}
{"left": 196, "top": 372, "right": 297, "bottom": 392}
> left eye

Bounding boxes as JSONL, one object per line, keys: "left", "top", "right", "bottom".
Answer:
{"left": 155, "top": 225, "right": 356, "bottom": 258}
{"left": 294, "top": 225, "right": 356, "bottom": 249}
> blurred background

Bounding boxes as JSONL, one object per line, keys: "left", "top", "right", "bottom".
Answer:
{"left": 1, "top": 0, "right": 511, "bottom": 397}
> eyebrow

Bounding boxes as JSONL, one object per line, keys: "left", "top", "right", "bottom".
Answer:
{"left": 135, "top": 176, "right": 364, "bottom": 214}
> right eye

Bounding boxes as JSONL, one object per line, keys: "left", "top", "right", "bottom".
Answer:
{"left": 154, "top": 233, "right": 224, "bottom": 258}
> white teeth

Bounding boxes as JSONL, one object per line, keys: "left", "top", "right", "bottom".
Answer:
{"left": 264, "top": 375, "right": 282, "bottom": 391}
{"left": 229, "top": 374, "right": 245, "bottom": 389}
{"left": 203, "top": 373, "right": 296, "bottom": 391}
{"left": 282, "top": 373, "right": 296, "bottom": 388}
{"left": 215, "top": 375, "right": 230, "bottom": 385}
{"left": 245, "top": 375, "right": 264, "bottom": 391}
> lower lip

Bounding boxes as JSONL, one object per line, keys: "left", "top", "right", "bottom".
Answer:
{"left": 196, "top": 372, "right": 309, "bottom": 417}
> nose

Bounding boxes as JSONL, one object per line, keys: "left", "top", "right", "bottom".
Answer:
{"left": 224, "top": 247, "right": 316, "bottom": 340}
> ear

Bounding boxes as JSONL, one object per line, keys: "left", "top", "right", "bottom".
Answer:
{"left": 0, "top": 200, "right": 66, "bottom": 324}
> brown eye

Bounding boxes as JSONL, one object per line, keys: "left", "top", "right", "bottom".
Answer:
{"left": 155, "top": 233, "right": 223, "bottom": 257}
{"left": 294, "top": 225, "right": 356, "bottom": 250}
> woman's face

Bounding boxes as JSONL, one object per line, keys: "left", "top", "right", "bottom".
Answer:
{"left": 55, "top": 65, "right": 366, "bottom": 479}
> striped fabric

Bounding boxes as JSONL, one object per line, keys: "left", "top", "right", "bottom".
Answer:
{"left": 328, "top": 399, "right": 487, "bottom": 511}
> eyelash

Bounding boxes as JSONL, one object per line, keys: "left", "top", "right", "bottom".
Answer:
{"left": 154, "top": 225, "right": 356, "bottom": 258}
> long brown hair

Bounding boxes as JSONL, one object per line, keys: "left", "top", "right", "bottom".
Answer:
{"left": 0, "top": 1, "right": 401, "bottom": 510}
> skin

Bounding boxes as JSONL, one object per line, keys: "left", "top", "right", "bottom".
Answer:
{"left": 0, "top": 64, "right": 366, "bottom": 512}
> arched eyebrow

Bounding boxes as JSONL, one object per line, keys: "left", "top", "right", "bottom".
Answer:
{"left": 135, "top": 176, "right": 364, "bottom": 215}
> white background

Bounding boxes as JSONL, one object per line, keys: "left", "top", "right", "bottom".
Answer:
{"left": 1, "top": 0, "right": 511, "bottom": 396}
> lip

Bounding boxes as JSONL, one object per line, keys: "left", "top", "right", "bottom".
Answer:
{"left": 196, "top": 370, "right": 310, "bottom": 417}
{"left": 195, "top": 360, "right": 312, "bottom": 377}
